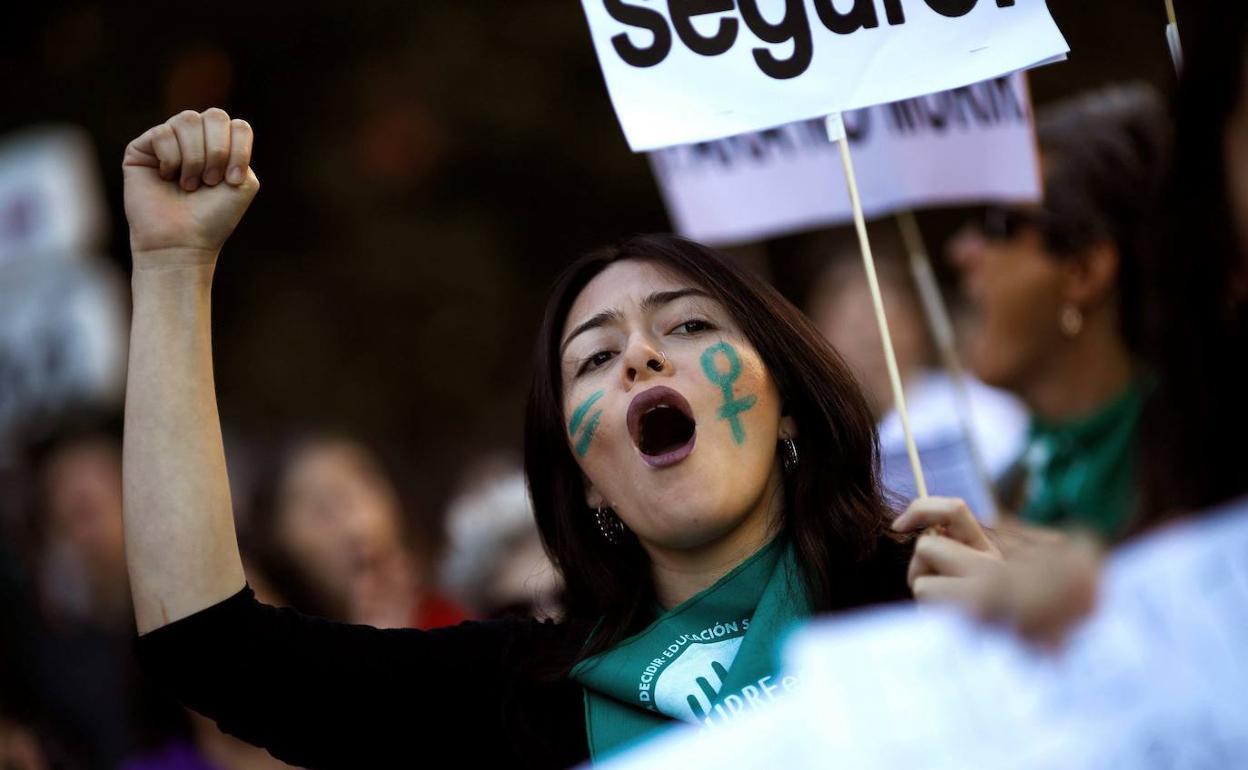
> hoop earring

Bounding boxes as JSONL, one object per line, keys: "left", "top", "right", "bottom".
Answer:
{"left": 781, "top": 437, "right": 799, "bottom": 474}
{"left": 595, "top": 507, "right": 627, "bottom": 545}
{"left": 1059, "top": 304, "right": 1084, "bottom": 337}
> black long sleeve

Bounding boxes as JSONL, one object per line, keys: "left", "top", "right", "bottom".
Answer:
{"left": 135, "top": 587, "right": 588, "bottom": 769}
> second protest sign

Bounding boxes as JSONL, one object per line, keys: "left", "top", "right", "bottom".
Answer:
{"left": 651, "top": 73, "right": 1040, "bottom": 246}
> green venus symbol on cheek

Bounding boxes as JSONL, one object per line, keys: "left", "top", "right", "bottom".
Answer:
{"left": 701, "top": 342, "right": 758, "bottom": 445}
{"left": 569, "top": 390, "right": 605, "bottom": 458}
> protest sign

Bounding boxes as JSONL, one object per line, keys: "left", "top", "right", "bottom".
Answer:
{"left": 0, "top": 127, "right": 108, "bottom": 268}
{"left": 579, "top": 0, "right": 1068, "bottom": 150}
{"left": 0, "top": 126, "right": 124, "bottom": 452}
{"left": 650, "top": 74, "right": 1039, "bottom": 246}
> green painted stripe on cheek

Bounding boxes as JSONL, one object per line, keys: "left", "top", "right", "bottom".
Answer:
{"left": 575, "top": 411, "right": 603, "bottom": 458}
{"left": 569, "top": 390, "right": 605, "bottom": 436}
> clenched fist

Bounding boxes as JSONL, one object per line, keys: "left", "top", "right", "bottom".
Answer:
{"left": 123, "top": 108, "right": 259, "bottom": 266}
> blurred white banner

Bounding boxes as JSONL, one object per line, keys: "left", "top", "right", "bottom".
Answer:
{"left": 650, "top": 74, "right": 1040, "bottom": 246}
{"left": 579, "top": 0, "right": 1068, "bottom": 150}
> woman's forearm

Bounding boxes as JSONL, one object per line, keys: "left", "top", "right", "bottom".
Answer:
{"left": 120, "top": 108, "right": 258, "bottom": 634}
{"left": 124, "top": 256, "right": 245, "bottom": 634}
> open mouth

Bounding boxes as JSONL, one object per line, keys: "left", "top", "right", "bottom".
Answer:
{"left": 627, "top": 386, "right": 697, "bottom": 468}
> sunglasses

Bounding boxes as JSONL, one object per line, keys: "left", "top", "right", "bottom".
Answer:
{"left": 979, "top": 206, "right": 1057, "bottom": 242}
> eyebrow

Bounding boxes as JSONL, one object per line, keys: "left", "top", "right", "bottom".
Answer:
{"left": 560, "top": 288, "right": 712, "bottom": 354}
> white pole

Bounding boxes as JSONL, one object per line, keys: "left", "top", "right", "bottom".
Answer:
{"left": 1165, "top": 0, "right": 1183, "bottom": 73}
{"left": 826, "top": 113, "right": 928, "bottom": 498}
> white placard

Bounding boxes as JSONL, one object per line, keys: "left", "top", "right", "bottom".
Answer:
{"left": 650, "top": 73, "right": 1040, "bottom": 245}
{"left": 579, "top": 0, "right": 1069, "bottom": 150}
{"left": 596, "top": 497, "right": 1248, "bottom": 769}
{"left": 0, "top": 126, "right": 109, "bottom": 268}
{"left": 878, "top": 370, "right": 1028, "bottom": 524}
{"left": 0, "top": 258, "right": 129, "bottom": 448}
{"left": 0, "top": 126, "right": 123, "bottom": 454}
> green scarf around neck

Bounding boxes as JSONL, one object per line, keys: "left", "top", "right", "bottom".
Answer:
{"left": 1021, "top": 380, "right": 1145, "bottom": 539}
{"left": 570, "top": 537, "right": 811, "bottom": 761}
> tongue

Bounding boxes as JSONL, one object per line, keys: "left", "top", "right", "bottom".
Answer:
{"left": 639, "top": 406, "right": 694, "bottom": 456}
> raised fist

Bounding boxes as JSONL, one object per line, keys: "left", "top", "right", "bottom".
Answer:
{"left": 122, "top": 108, "right": 259, "bottom": 264}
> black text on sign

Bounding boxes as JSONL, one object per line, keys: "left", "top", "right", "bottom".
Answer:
{"left": 603, "top": 0, "right": 1018, "bottom": 79}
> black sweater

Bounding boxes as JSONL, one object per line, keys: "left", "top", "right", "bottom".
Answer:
{"left": 136, "top": 540, "right": 911, "bottom": 769}
{"left": 136, "top": 588, "right": 589, "bottom": 769}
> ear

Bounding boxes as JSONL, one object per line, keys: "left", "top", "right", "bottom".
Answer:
{"left": 779, "top": 415, "right": 798, "bottom": 441}
{"left": 1062, "top": 240, "right": 1120, "bottom": 308}
{"left": 583, "top": 476, "right": 606, "bottom": 510}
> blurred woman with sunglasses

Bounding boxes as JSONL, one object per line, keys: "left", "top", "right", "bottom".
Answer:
{"left": 896, "top": 6, "right": 1248, "bottom": 644}
{"left": 947, "top": 85, "right": 1170, "bottom": 542}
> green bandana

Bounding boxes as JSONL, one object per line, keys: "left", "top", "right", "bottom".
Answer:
{"left": 570, "top": 537, "right": 810, "bottom": 761}
{"left": 1021, "top": 380, "right": 1145, "bottom": 540}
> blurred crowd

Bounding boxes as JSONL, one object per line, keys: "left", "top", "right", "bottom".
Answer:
{"left": 0, "top": 418, "right": 563, "bottom": 769}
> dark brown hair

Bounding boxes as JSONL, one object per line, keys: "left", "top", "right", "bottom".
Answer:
{"left": 1035, "top": 84, "right": 1171, "bottom": 263}
{"left": 524, "top": 234, "right": 908, "bottom": 663}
